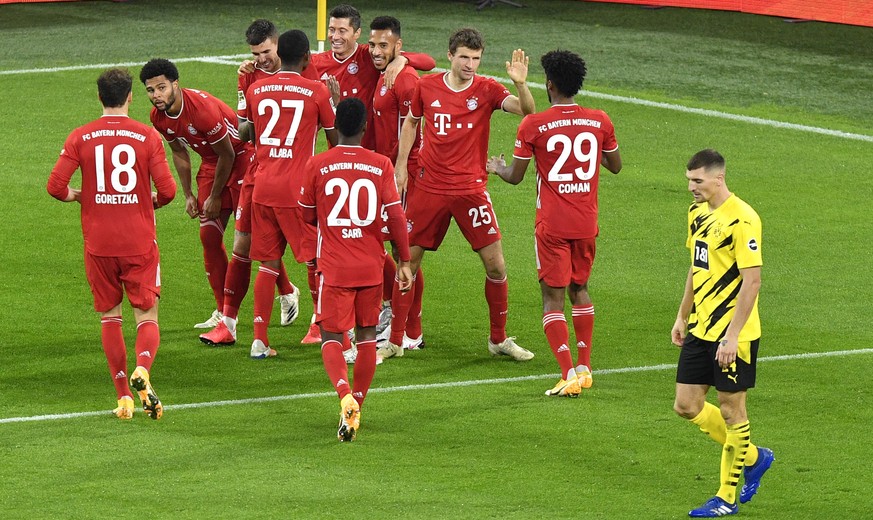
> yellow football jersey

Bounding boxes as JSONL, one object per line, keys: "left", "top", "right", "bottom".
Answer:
{"left": 686, "top": 194, "right": 762, "bottom": 342}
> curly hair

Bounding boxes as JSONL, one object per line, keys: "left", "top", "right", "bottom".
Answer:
{"left": 541, "top": 50, "right": 587, "bottom": 98}
{"left": 139, "top": 58, "right": 179, "bottom": 84}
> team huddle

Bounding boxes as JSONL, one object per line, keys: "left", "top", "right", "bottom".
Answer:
{"left": 47, "top": 3, "right": 771, "bottom": 517}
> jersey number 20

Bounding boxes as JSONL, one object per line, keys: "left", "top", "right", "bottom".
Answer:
{"left": 325, "top": 178, "right": 378, "bottom": 226}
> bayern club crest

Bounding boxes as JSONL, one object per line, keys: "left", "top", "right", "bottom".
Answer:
{"left": 187, "top": 124, "right": 198, "bottom": 136}
{"left": 466, "top": 96, "right": 479, "bottom": 110}
{"left": 348, "top": 62, "right": 359, "bottom": 74}
{"left": 380, "top": 85, "right": 388, "bottom": 96}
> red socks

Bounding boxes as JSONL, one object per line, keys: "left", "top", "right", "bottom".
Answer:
{"left": 200, "top": 218, "right": 228, "bottom": 311}
{"left": 253, "top": 265, "right": 279, "bottom": 344}
{"left": 322, "top": 339, "right": 351, "bottom": 399}
{"left": 485, "top": 275, "right": 508, "bottom": 344}
{"left": 222, "top": 253, "right": 251, "bottom": 320}
{"left": 306, "top": 261, "right": 319, "bottom": 308}
{"left": 134, "top": 320, "right": 159, "bottom": 372}
{"left": 572, "top": 304, "right": 595, "bottom": 368}
{"left": 543, "top": 312, "right": 574, "bottom": 379}
{"left": 406, "top": 270, "right": 424, "bottom": 339}
{"left": 100, "top": 316, "right": 131, "bottom": 399}
{"left": 352, "top": 339, "right": 377, "bottom": 407}
{"left": 276, "top": 261, "right": 295, "bottom": 296}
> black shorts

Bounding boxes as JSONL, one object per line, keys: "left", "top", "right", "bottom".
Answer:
{"left": 676, "top": 334, "right": 759, "bottom": 392}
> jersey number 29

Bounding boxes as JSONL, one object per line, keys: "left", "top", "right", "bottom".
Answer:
{"left": 546, "top": 132, "right": 598, "bottom": 182}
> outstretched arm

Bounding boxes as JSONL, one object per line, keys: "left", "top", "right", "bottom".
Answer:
{"left": 501, "top": 49, "right": 535, "bottom": 116}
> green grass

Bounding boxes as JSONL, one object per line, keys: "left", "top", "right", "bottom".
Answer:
{"left": 2, "top": 1, "right": 872, "bottom": 518}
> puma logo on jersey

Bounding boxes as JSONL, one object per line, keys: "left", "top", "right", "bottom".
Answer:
{"left": 727, "top": 374, "right": 738, "bottom": 384}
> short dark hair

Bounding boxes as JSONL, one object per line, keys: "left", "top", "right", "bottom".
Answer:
{"left": 335, "top": 98, "right": 367, "bottom": 138}
{"left": 97, "top": 68, "right": 132, "bottom": 108}
{"left": 329, "top": 4, "right": 361, "bottom": 31}
{"left": 370, "top": 15, "right": 401, "bottom": 36}
{"left": 277, "top": 30, "right": 310, "bottom": 66}
{"left": 246, "top": 19, "right": 278, "bottom": 46}
{"left": 541, "top": 50, "right": 587, "bottom": 98}
{"left": 448, "top": 28, "right": 484, "bottom": 54}
{"left": 687, "top": 149, "right": 725, "bottom": 171}
{"left": 139, "top": 58, "right": 179, "bottom": 84}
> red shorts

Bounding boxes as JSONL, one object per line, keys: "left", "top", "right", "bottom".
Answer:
{"left": 196, "top": 149, "right": 251, "bottom": 211}
{"left": 534, "top": 225, "right": 596, "bottom": 287}
{"left": 235, "top": 174, "right": 255, "bottom": 234}
{"left": 84, "top": 242, "right": 161, "bottom": 312}
{"left": 250, "top": 202, "right": 316, "bottom": 262}
{"left": 316, "top": 282, "right": 382, "bottom": 333}
{"left": 405, "top": 188, "right": 501, "bottom": 251}
{"left": 195, "top": 174, "right": 240, "bottom": 212}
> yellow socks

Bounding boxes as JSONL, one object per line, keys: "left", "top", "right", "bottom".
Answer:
{"left": 716, "top": 421, "right": 751, "bottom": 504}
{"left": 690, "top": 402, "right": 758, "bottom": 466}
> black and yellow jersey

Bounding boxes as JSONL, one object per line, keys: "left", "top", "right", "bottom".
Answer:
{"left": 686, "top": 194, "right": 762, "bottom": 342}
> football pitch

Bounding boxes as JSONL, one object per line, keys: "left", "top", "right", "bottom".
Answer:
{"left": 1, "top": 1, "right": 872, "bottom": 518}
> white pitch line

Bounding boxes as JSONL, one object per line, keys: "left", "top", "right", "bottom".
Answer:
{"left": 2, "top": 55, "right": 871, "bottom": 143}
{"left": 2, "top": 347, "right": 871, "bottom": 425}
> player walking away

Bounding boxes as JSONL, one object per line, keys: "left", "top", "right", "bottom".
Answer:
{"left": 671, "top": 150, "right": 774, "bottom": 517}
{"left": 391, "top": 28, "right": 536, "bottom": 361}
{"left": 199, "top": 19, "right": 305, "bottom": 349}
{"left": 367, "top": 16, "right": 426, "bottom": 355}
{"left": 244, "top": 29, "right": 338, "bottom": 359}
{"left": 488, "top": 50, "right": 622, "bottom": 396}
{"left": 300, "top": 98, "right": 412, "bottom": 441}
{"left": 47, "top": 68, "right": 176, "bottom": 419}
{"left": 140, "top": 59, "right": 254, "bottom": 332}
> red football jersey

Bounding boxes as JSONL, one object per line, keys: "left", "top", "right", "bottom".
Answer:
{"left": 299, "top": 145, "right": 401, "bottom": 287}
{"left": 237, "top": 64, "right": 321, "bottom": 120}
{"left": 245, "top": 71, "right": 336, "bottom": 208}
{"left": 513, "top": 104, "right": 618, "bottom": 239}
{"left": 371, "top": 65, "right": 420, "bottom": 164}
{"left": 410, "top": 73, "right": 512, "bottom": 195}
{"left": 311, "top": 45, "right": 434, "bottom": 150}
{"left": 149, "top": 88, "right": 248, "bottom": 179}
{"left": 47, "top": 115, "right": 177, "bottom": 256}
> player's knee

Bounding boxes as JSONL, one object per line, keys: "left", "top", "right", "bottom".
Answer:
{"left": 673, "top": 398, "right": 701, "bottom": 420}
{"left": 200, "top": 224, "right": 224, "bottom": 248}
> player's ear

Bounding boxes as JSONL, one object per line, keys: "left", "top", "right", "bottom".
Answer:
{"left": 395, "top": 38, "right": 403, "bottom": 53}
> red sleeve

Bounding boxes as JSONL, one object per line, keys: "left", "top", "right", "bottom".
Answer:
{"left": 402, "top": 52, "right": 435, "bottom": 72}
{"left": 381, "top": 160, "right": 409, "bottom": 261}
{"left": 298, "top": 158, "right": 317, "bottom": 209}
{"left": 489, "top": 78, "right": 512, "bottom": 111}
{"left": 385, "top": 203, "right": 410, "bottom": 262}
{"left": 299, "top": 160, "right": 317, "bottom": 226}
{"left": 244, "top": 85, "right": 254, "bottom": 123}
{"left": 513, "top": 117, "right": 534, "bottom": 160}
{"left": 46, "top": 132, "right": 80, "bottom": 200}
{"left": 395, "top": 71, "right": 417, "bottom": 115}
{"left": 149, "top": 130, "right": 177, "bottom": 207}
{"left": 302, "top": 61, "right": 320, "bottom": 80}
{"left": 237, "top": 74, "right": 251, "bottom": 120}
{"left": 316, "top": 84, "right": 336, "bottom": 129}
{"left": 409, "top": 81, "right": 423, "bottom": 119}
{"left": 601, "top": 113, "right": 618, "bottom": 152}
